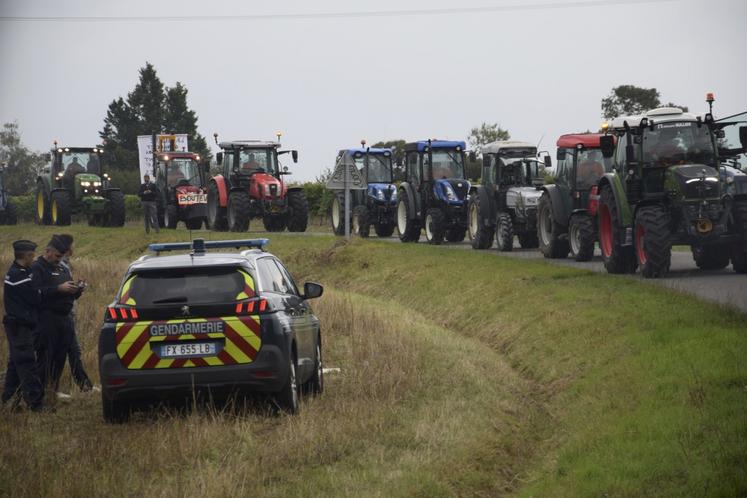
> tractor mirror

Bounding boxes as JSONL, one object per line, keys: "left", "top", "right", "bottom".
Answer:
{"left": 543, "top": 155, "right": 552, "bottom": 169}
{"left": 302, "top": 281, "right": 324, "bottom": 300}
{"left": 600, "top": 136, "right": 615, "bottom": 158}
{"left": 625, "top": 143, "right": 636, "bottom": 163}
{"left": 468, "top": 151, "right": 477, "bottom": 162}
{"left": 556, "top": 148, "right": 566, "bottom": 161}
{"left": 292, "top": 150, "right": 298, "bottom": 163}
{"left": 216, "top": 152, "right": 223, "bottom": 165}
{"left": 739, "top": 126, "right": 747, "bottom": 149}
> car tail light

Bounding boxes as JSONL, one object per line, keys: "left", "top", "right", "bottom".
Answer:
{"left": 106, "top": 306, "right": 139, "bottom": 322}
{"left": 587, "top": 185, "right": 600, "bottom": 216}
{"left": 235, "top": 298, "right": 269, "bottom": 315}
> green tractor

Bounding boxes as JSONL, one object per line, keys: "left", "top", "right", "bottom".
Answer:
{"left": 36, "top": 144, "right": 125, "bottom": 226}
{"left": 596, "top": 103, "right": 747, "bottom": 277}
{"left": 0, "top": 162, "right": 18, "bottom": 225}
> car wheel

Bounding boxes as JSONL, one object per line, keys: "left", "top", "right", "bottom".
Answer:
{"left": 276, "top": 349, "right": 299, "bottom": 414}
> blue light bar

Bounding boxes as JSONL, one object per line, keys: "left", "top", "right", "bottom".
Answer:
{"left": 148, "top": 238, "right": 269, "bottom": 254}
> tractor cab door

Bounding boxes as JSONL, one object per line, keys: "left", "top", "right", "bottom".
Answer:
{"left": 554, "top": 148, "right": 575, "bottom": 210}
{"left": 223, "top": 150, "right": 236, "bottom": 183}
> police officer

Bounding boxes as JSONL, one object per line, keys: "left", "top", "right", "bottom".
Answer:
{"left": 32, "top": 235, "right": 83, "bottom": 392}
{"left": 2, "top": 240, "right": 49, "bottom": 412}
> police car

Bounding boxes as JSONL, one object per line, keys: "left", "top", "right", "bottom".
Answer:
{"left": 98, "top": 238, "right": 323, "bottom": 422}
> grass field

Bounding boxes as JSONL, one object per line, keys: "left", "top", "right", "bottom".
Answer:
{"left": 0, "top": 224, "right": 745, "bottom": 497}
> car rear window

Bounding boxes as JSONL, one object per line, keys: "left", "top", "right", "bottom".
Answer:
{"left": 121, "top": 267, "right": 250, "bottom": 306}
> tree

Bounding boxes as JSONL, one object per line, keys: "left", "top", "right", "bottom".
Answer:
{"left": 164, "top": 83, "right": 211, "bottom": 160}
{"left": 468, "top": 123, "right": 510, "bottom": 156}
{"left": 601, "top": 85, "right": 660, "bottom": 119}
{"left": 0, "top": 121, "right": 45, "bottom": 195}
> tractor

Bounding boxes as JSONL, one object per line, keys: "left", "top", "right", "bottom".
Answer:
{"left": 536, "top": 133, "right": 614, "bottom": 260}
{"left": 0, "top": 162, "right": 18, "bottom": 225}
{"left": 208, "top": 135, "right": 308, "bottom": 232}
{"left": 397, "top": 140, "right": 472, "bottom": 244}
{"left": 35, "top": 144, "right": 125, "bottom": 226}
{"left": 469, "top": 141, "right": 548, "bottom": 251}
{"left": 330, "top": 145, "right": 397, "bottom": 237}
{"left": 596, "top": 101, "right": 747, "bottom": 277}
{"left": 149, "top": 135, "right": 209, "bottom": 230}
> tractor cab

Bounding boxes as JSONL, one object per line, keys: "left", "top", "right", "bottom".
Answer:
{"left": 338, "top": 147, "right": 397, "bottom": 205}
{"left": 555, "top": 134, "right": 614, "bottom": 207}
{"left": 48, "top": 146, "right": 108, "bottom": 195}
{"left": 216, "top": 141, "right": 290, "bottom": 200}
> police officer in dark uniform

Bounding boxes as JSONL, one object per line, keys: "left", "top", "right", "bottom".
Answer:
{"left": 32, "top": 235, "right": 83, "bottom": 391}
{"left": 2, "top": 240, "right": 49, "bottom": 412}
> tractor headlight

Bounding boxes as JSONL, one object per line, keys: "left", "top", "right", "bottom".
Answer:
{"left": 390, "top": 186, "right": 398, "bottom": 202}
{"left": 376, "top": 188, "right": 385, "bottom": 200}
{"left": 81, "top": 181, "right": 91, "bottom": 187}
{"left": 93, "top": 181, "right": 101, "bottom": 187}
{"left": 442, "top": 183, "right": 457, "bottom": 201}
{"left": 56, "top": 172, "right": 64, "bottom": 179}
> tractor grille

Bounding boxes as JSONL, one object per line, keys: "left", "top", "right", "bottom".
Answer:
{"left": 449, "top": 180, "right": 469, "bottom": 200}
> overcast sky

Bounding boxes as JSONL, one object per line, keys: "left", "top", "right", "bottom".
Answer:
{"left": 1, "top": 0, "right": 746, "bottom": 181}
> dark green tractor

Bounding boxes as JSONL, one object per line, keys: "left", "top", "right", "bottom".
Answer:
{"left": 36, "top": 145, "right": 125, "bottom": 226}
{"left": 0, "top": 162, "right": 18, "bottom": 225}
{"left": 596, "top": 105, "right": 747, "bottom": 277}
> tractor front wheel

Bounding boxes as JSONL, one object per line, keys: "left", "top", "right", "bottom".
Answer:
{"left": 468, "top": 195, "right": 494, "bottom": 249}
{"left": 424, "top": 208, "right": 445, "bottom": 245}
{"left": 396, "top": 190, "right": 420, "bottom": 243}
{"left": 207, "top": 182, "right": 228, "bottom": 231}
{"left": 331, "top": 194, "right": 345, "bottom": 236}
{"left": 106, "top": 190, "right": 126, "bottom": 227}
{"left": 228, "top": 191, "right": 251, "bottom": 232}
{"left": 634, "top": 205, "right": 671, "bottom": 278}
{"left": 286, "top": 190, "right": 308, "bottom": 232}
{"left": 495, "top": 212, "right": 514, "bottom": 252}
{"left": 537, "top": 192, "right": 569, "bottom": 258}
{"left": 517, "top": 231, "right": 538, "bottom": 249}
{"left": 164, "top": 204, "right": 179, "bottom": 229}
{"left": 569, "top": 214, "right": 595, "bottom": 261}
{"left": 374, "top": 222, "right": 395, "bottom": 238}
{"left": 352, "top": 205, "right": 370, "bottom": 237}
{"left": 263, "top": 215, "right": 286, "bottom": 232}
{"left": 445, "top": 226, "right": 466, "bottom": 243}
{"left": 51, "top": 191, "right": 72, "bottom": 226}
{"left": 598, "top": 185, "right": 637, "bottom": 274}
{"left": 692, "top": 244, "right": 730, "bottom": 270}
{"left": 186, "top": 217, "right": 204, "bottom": 231}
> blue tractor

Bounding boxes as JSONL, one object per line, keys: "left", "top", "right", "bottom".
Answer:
{"left": 0, "top": 162, "right": 18, "bottom": 225}
{"left": 396, "top": 140, "right": 472, "bottom": 244}
{"left": 330, "top": 147, "right": 398, "bottom": 237}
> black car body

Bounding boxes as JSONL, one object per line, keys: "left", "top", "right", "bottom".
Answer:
{"left": 98, "top": 238, "right": 323, "bottom": 421}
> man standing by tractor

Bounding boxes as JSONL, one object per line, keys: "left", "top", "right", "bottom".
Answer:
{"left": 138, "top": 174, "right": 160, "bottom": 234}
{"left": 2, "top": 240, "right": 52, "bottom": 412}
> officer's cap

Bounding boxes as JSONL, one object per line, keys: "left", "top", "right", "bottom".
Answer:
{"left": 12, "top": 240, "right": 37, "bottom": 252}
{"left": 48, "top": 235, "right": 69, "bottom": 254}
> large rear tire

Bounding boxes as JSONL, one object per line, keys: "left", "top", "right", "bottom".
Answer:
{"left": 2, "top": 201, "right": 18, "bottom": 225}
{"left": 286, "top": 189, "right": 308, "bottom": 232}
{"left": 207, "top": 182, "right": 228, "bottom": 231}
{"left": 106, "top": 190, "right": 126, "bottom": 227}
{"left": 731, "top": 199, "right": 747, "bottom": 273}
{"left": 634, "top": 205, "right": 671, "bottom": 278}
{"left": 468, "top": 195, "right": 494, "bottom": 249}
{"left": 352, "top": 205, "right": 370, "bottom": 237}
{"left": 396, "top": 190, "right": 420, "bottom": 242}
{"left": 537, "top": 192, "right": 569, "bottom": 258}
{"left": 692, "top": 244, "right": 729, "bottom": 270}
{"left": 424, "top": 208, "right": 445, "bottom": 245}
{"left": 495, "top": 212, "right": 514, "bottom": 252}
{"left": 598, "top": 185, "right": 637, "bottom": 274}
{"left": 35, "top": 183, "right": 51, "bottom": 225}
{"left": 228, "top": 191, "right": 251, "bottom": 232}
{"left": 51, "top": 190, "right": 72, "bottom": 226}
{"left": 331, "top": 194, "right": 345, "bottom": 236}
{"left": 569, "top": 214, "right": 595, "bottom": 261}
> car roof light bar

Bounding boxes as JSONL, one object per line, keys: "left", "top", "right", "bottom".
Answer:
{"left": 148, "top": 238, "right": 269, "bottom": 254}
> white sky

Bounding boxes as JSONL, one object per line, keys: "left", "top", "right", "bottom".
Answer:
{"left": 1, "top": 0, "right": 746, "bottom": 181}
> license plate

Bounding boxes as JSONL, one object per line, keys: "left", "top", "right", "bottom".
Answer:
{"left": 177, "top": 193, "right": 207, "bottom": 205}
{"left": 159, "top": 342, "right": 216, "bottom": 358}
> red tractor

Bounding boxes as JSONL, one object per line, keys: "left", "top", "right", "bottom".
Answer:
{"left": 208, "top": 136, "right": 308, "bottom": 232}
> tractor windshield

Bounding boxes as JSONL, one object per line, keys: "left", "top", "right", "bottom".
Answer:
{"left": 575, "top": 148, "right": 611, "bottom": 190}
{"left": 642, "top": 122, "right": 716, "bottom": 168}
{"left": 501, "top": 158, "right": 543, "bottom": 186}
{"left": 355, "top": 154, "right": 392, "bottom": 183}
{"left": 61, "top": 151, "right": 100, "bottom": 176}
{"left": 238, "top": 148, "right": 277, "bottom": 175}
{"left": 429, "top": 150, "right": 465, "bottom": 179}
{"left": 166, "top": 158, "right": 201, "bottom": 187}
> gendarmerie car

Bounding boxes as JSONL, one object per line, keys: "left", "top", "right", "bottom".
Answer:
{"left": 98, "top": 238, "right": 323, "bottom": 422}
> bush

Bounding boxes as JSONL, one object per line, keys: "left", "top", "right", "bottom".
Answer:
{"left": 302, "top": 182, "right": 335, "bottom": 225}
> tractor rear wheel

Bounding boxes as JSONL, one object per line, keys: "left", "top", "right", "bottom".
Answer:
{"left": 569, "top": 214, "right": 595, "bottom": 261}
{"left": 468, "top": 195, "right": 494, "bottom": 249}
{"left": 445, "top": 226, "right": 466, "bottom": 243}
{"left": 331, "top": 194, "right": 345, "bottom": 236}
{"left": 2, "top": 201, "right": 18, "bottom": 225}
{"left": 537, "top": 192, "right": 569, "bottom": 258}
{"left": 598, "top": 185, "right": 637, "bottom": 274}
{"left": 495, "top": 212, "right": 514, "bottom": 252}
{"left": 396, "top": 190, "right": 420, "bottom": 243}
{"left": 263, "top": 215, "right": 286, "bottom": 232}
{"left": 374, "top": 222, "right": 395, "bottom": 238}
{"left": 286, "top": 190, "right": 308, "bottom": 232}
{"left": 106, "top": 190, "right": 126, "bottom": 227}
{"left": 424, "top": 208, "right": 445, "bottom": 245}
{"left": 164, "top": 204, "right": 179, "bottom": 229}
{"left": 228, "top": 191, "right": 251, "bottom": 232}
{"left": 692, "top": 244, "right": 729, "bottom": 270}
{"left": 517, "top": 231, "right": 538, "bottom": 249}
{"left": 51, "top": 191, "right": 72, "bottom": 226}
{"left": 207, "top": 182, "right": 228, "bottom": 231}
{"left": 731, "top": 199, "right": 747, "bottom": 273}
{"left": 634, "top": 205, "right": 671, "bottom": 278}
{"left": 352, "top": 205, "right": 370, "bottom": 237}
{"left": 35, "top": 183, "right": 51, "bottom": 225}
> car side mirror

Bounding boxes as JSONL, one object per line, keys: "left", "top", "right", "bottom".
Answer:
{"left": 302, "top": 281, "right": 323, "bottom": 300}
{"left": 292, "top": 150, "right": 298, "bottom": 163}
{"left": 739, "top": 126, "right": 747, "bottom": 149}
{"left": 600, "top": 135, "right": 615, "bottom": 158}
{"left": 468, "top": 151, "right": 477, "bottom": 162}
{"left": 216, "top": 152, "right": 223, "bottom": 165}
{"left": 543, "top": 155, "right": 552, "bottom": 169}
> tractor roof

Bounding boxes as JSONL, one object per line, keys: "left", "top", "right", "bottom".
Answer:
{"left": 556, "top": 133, "right": 608, "bottom": 149}
{"left": 609, "top": 107, "right": 704, "bottom": 129}
{"left": 405, "top": 140, "right": 466, "bottom": 152}
{"left": 156, "top": 151, "right": 201, "bottom": 159}
{"left": 219, "top": 140, "right": 280, "bottom": 150}
{"left": 482, "top": 141, "right": 536, "bottom": 155}
{"left": 341, "top": 147, "right": 392, "bottom": 155}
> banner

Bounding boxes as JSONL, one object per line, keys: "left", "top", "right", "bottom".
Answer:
{"left": 137, "top": 134, "right": 189, "bottom": 179}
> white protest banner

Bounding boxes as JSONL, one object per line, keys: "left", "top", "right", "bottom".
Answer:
{"left": 137, "top": 134, "right": 189, "bottom": 179}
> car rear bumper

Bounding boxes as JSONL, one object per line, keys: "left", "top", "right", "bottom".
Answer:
{"left": 99, "top": 344, "right": 287, "bottom": 402}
